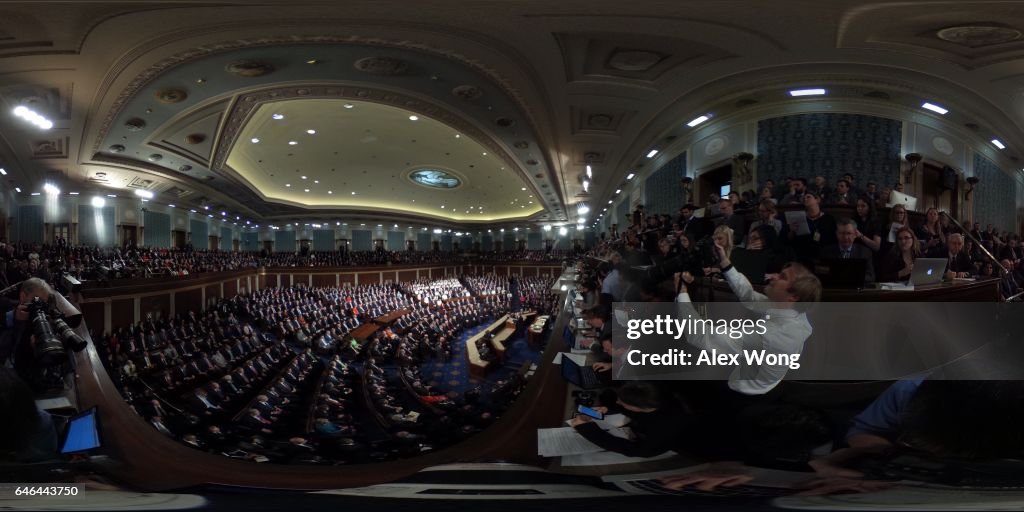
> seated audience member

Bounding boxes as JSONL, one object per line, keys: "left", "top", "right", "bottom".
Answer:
{"left": 675, "top": 244, "right": 821, "bottom": 395}
{"left": 853, "top": 198, "right": 882, "bottom": 252}
{"left": 877, "top": 226, "right": 919, "bottom": 282}
{"left": 881, "top": 204, "right": 909, "bottom": 254}
{"left": 678, "top": 204, "right": 707, "bottom": 242}
{"left": 747, "top": 199, "right": 784, "bottom": 240}
{"left": 732, "top": 225, "right": 792, "bottom": 285}
{"left": 928, "top": 233, "right": 974, "bottom": 279}
{"left": 570, "top": 382, "right": 686, "bottom": 458}
{"left": 979, "top": 261, "right": 995, "bottom": 278}
{"left": 703, "top": 225, "right": 734, "bottom": 277}
{"left": 759, "top": 186, "right": 778, "bottom": 206}
{"left": 779, "top": 178, "right": 807, "bottom": 206}
{"left": 808, "top": 175, "right": 831, "bottom": 198}
{"left": 0, "top": 368, "right": 58, "bottom": 462}
{"left": 999, "top": 236, "right": 1022, "bottom": 265}
{"left": 829, "top": 179, "right": 855, "bottom": 205}
{"left": 715, "top": 198, "right": 745, "bottom": 246}
{"left": 999, "top": 259, "right": 1022, "bottom": 301}
{"left": 788, "top": 192, "right": 837, "bottom": 265}
{"left": 820, "top": 218, "right": 876, "bottom": 283}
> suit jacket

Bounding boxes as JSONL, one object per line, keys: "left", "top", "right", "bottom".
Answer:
{"left": 820, "top": 244, "right": 876, "bottom": 283}
{"left": 926, "top": 247, "right": 975, "bottom": 276}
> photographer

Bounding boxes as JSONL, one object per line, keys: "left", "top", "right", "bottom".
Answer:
{"left": 0, "top": 278, "right": 52, "bottom": 390}
{"left": 674, "top": 243, "right": 821, "bottom": 396}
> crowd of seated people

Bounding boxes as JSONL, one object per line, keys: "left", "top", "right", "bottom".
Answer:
{"left": 90, "top": 268, "right": 542, "bottom": 465}
{"left": 598, "top": 174, "right": 1018, "bottom": 296}
{"left": 401, "top": 278, "right": 470, "bottom": 303}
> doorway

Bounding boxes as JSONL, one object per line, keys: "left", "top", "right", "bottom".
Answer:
{"left": 172, "top": 230, "right": 186, "bottom": 248}
{"left": 697, "top": 163, "right": 732, "bottom": 208}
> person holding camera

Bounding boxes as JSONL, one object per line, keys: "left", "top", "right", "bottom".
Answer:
{"left": 674, "top": 243, "right": 822, "bottom": 395}
{"left": 0, "top": 278, "right": 53, "bottom": 390}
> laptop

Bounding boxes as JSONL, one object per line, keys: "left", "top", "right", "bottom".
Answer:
{"left": 561, "top": 355, "right": 602, "bottom": 389}
{"left": 888, "top": 190, "right": 918, "bottom": 211}
{"left": 911, "top": 258, "right": 947, "bottom": 286}
{"left": 60, "top": 406, "right": 101, "bottom": 454}
{"left": 814, "top": 258, "right": 867, "bottom": 289}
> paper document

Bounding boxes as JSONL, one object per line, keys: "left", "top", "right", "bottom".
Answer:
{"left": 537, "top": 427, "right": 605, "bottom": 456}
{"left": 560, "top": 450, "right": 677, "bottom": 467}
{"left": 35, "top": 396, "right": 73, "bottom": 411}
{"left": 879, "top": 282, "right": 914, "bottom": 291}
{"left": 784, "top": 211, "right": 810, "bottom": 236}
{"left": 553, "top": 352, "right": 588, "bottom": 366}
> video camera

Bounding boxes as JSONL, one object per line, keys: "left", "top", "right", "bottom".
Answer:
{"left": 29, "top": 296, "right": 87, "bottom": 367}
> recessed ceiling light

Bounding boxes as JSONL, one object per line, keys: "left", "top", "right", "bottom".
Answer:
{"left": 285, "top": 183, "right": 291, "bottom": 187}
{"left": 301, "top": 176, "right": 307, "bottom": 180}
{"left": 455, "top": 134, "right": 461, "bottom": 138}
{"left": 687, "top": 115, "right": 710, "bottom": 127}
{"left": 327, "top": 190, "right": 333, "bottom": 194}
{"left": 615, "top": 189, "right": 622, "bottom": 194}
{"left": 30, "top": 192, "right": 40, "bottom": 196}
{"left": 646, "top": 149, "right": 659, "bottom": 158}
{"left": 608, "top": 200, "right": 613, "bottom": 204}
{"left": 921, "top": 102, "right": 948, "bottom": 115}
{"left": 306, "top": 59, "right": 319, "bottom": 65}
{"left": 521, "top": 187, "right": 527, "bottom": 191}
{"left": 272, "top": 114, "right": 284, "bottom": 120}
{"left": 0, "top": 168, "right": 6, "bottom": 176}
{"left": 351, "top": 191, "right": 356, "bottom": 195}
{"left": 69, "top": 192, "right": 79, "bottom": 195}
{"left": 307, "top": 129, "right": 316, "bottom": 135}
{"left": 992, "top": 139, "right": 1006, "bottom": 149}
{"left": 190, "top": 209, "right": 196, "bottom": 213}
{"left": 14, "top": 187, "right": 21, "bottom": 193}
{"left": 343, "top": 103, "right": 354, "bottom": 109}
{"left": 304, "top": 189, "right": 310, "bottom": 192}
{"left": 288, "top": 141, "right": 298, "bottom": 145}
{"left": 409, "top": 115, "right": 419, "bottom": 121}
{"left": 626, "top": 173, "right": 636, "bottom": 180}
{"left": 482, "top": 152, "right": 487, "bottom": 156}
{"left": 108, "top": 194, "right": 117, "bottom": 198}
{"left": 789, "top": 88, "right": 827, "bottom": 97}
{"left": 251, "top": 138, "right": 260, "bottom": 144}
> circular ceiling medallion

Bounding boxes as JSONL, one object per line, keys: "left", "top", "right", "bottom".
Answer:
{"left": 155, "top": 88, "right": 187, "bottom": 103}
{"left": 705, "top": 136, "right": 728, "bottom": 156}
{"left": 409, "top": 169, "right": 462, "bottom": 189}
{"left": 178, "top": 165, "right": 192, "bottom": 172}
{"left": 607, "top": 50, "right": 664, "bottom": 71}
{"left": 108, "top": 144, "right": 125, "bottom": 153}
{"left": 125, "top": 118, "right": 146, "bottom": 132}
{"left": 937, "top": 25, "right": 1022, "bottom": 48}
{"left": 452, "top": 85, "right": 483, "bottom": 101}
{"left": 184, "top": 133, "right": 206, "bottom": 145}
{"left": 932, "top": 136, "right": 955, "bottom": 155}
{"left": 226, "top": 60, "right": 275, "bottom": 77}
{"left": 354, "top": 56, "right": 409, "bottom": 76}
{"left": 147, "top": 153, "right": 163, "bottom": 162}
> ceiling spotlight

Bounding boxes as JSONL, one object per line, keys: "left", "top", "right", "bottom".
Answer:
{"left": 482, "top": 152, "right": 487, "bottom": 156}
{"left": 272, "top": 113, "right": 284, "bottom": 120}
{"left": 13, "top": 105, "right": 54, "bottom": 130}
{"left": 582, "top": 180, "right": 590, "bottom": 192}
{"left": 203, "top": 205, "right": 209, "bottom": 209}
{"left": 327, "top": 190, "right": 333, "bottom": 194}
{"left": 521, "top": 187, "right": 527, "bottom": 191}
{"left": 615, "top": 189, "right": 622, "bottom": 194}
{"left": 351, "top": 191, "right": 356, "bottom": 195}
{"left": 0, "top": 168, "right": 6, "bottom": 176}
{"left": 307, "top": 129, "right": 316, "bottom": 135}
{"left": 285, "top": 183, "right": 291, "bottom": 187}
{"left": 409, "top": 115, "right": 419, "bottom": 121}
{"left": 314, "top": 180, "right": 319, "bottom": 184}
{"left": 921, "top": 102, "right": 948, "bottom": 115}
{"left": 91, "top": 197, "right": 106, "bottom": 208}
{"left": 687, "top": 115, "right": 711, "bottom": 127}
{"left": 646, "top": 149, "right": 659, "bottom": 158}
{"left": 108, "top": 194, "right": 117, "bottom": 198}
{"left": 134, "top": 189, "right": 153, "bottom": 199}
{"left": 343, "top": 103, "right": 354, "bottom": 109}
{"left": 789, "top": 88, "right": 827, "bottom": 97}
{"left": 304, "top": 189, "right": 310, "bottom": 192}
{"left": 559, "top": 227, "right": 568, "bottom": 236}
{"left": 992, "top": 139, "right": 1006, "bottom": 150}
{"left": 168, "top": 203, "right": 174, "bottom": 207}
{"left": 608, "top": 200, "right": 613, "bottom": 204}
{"left": 14, "top": 187, "right": 21, "bottom": 193}
{"left": 30, "top": 192, "right": 40, "bottom": 196}
{"left": 43, "top": 183, "right": 60, "bottom": 195}
{"left": 69, "top": 192, "right": 79, "bottom": 195}
{"left": 455, "top": 134, "right": 461, "bottom": 138}
{"left": 543, "top": 225, "right": 552, "bottom": 231}
{"left": 251, "top": 138, "right": 260, "bottom": 144}
{"left": 626, "top": 173, "right": 636, "bottom": 180}
{"left": 301, "top": 176, "right": 307, "bottom": 180}
{"left": 586, "top": 165, "right": 592, "bottom": 179}
{"left": 288, "top": 141, "right": 298, "bottom": 145}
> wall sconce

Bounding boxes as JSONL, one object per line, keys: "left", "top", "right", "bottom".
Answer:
{"left": 965, "top": 176, "right": 980, "bottom": 199}
{"left": 905, "top": 153, "right": 922, "bottom": 182}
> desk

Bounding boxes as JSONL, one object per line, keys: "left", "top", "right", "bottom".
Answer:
{"left": 711, "top": 276, "right": 1000, "bottom": 302}
{"left": 464, "top": 330, "right": 491, "bottom": 379}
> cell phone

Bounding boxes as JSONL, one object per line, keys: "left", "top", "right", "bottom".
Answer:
{"left": 577, "top": 404, "right": 604, "bottom": 420}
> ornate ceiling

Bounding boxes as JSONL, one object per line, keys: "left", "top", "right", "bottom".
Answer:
{"left": 0, "top": 1, "right": 1023, "bottom": 227}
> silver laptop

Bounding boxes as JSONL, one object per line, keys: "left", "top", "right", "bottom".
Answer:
{"left": 888, "top": 190, "right": 918, "bottom": 211}
{"left": 911, "top": 258, "right": 947, "bottom": 286}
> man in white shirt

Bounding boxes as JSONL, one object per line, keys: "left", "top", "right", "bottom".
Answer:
{"left": 600, "top": 251, "right": 625, "bottom": 301}
{"left": 674, "top": 243, "right": 821, "bottom": 395}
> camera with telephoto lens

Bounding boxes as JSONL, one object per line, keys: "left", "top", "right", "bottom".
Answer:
{"left": 30, "top": 297, "right": 87, "bottom": 367}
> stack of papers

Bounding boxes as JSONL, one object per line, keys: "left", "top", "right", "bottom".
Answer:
{"left": 879, "top": 282, "right": 914, "bottom": 291}
{"left": 553, "top": 352, "right": 587, "bottom": 365}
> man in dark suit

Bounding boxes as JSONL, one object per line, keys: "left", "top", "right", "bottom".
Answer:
{"left": 821, "top": 218, "right": 876, "bottom": 283}
{"left": 929, "top": 233, "right": 974, "bottom": 279}
{"left": 715, "top": 198, "right": 745, "bottom": 246}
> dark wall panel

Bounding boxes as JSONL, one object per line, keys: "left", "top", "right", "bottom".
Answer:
{"left": 111, "top": 299, "right": 133, "bottom": 330}
{"left": 358, "top": 272, "right": 379, "bottom": 285}
{"left": 176, "top": 288, "right": 202, "bottom": 315}
{"left": 398, "top": 270, "right": 417, "bottom": 282}
{"left": 339, "top": 273, "right": 355, "bottom": 286}
{"left": 225, "top": 279, "right": 238, "bottom": 298}
{"left": 81, "top": 302, "right": 105, "bottom": 336}
{"left": 313, "top": 274, "right": 335, "bottom": 288}
{"left": 140, "top": 294, "right": 170, "bottom": 322}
